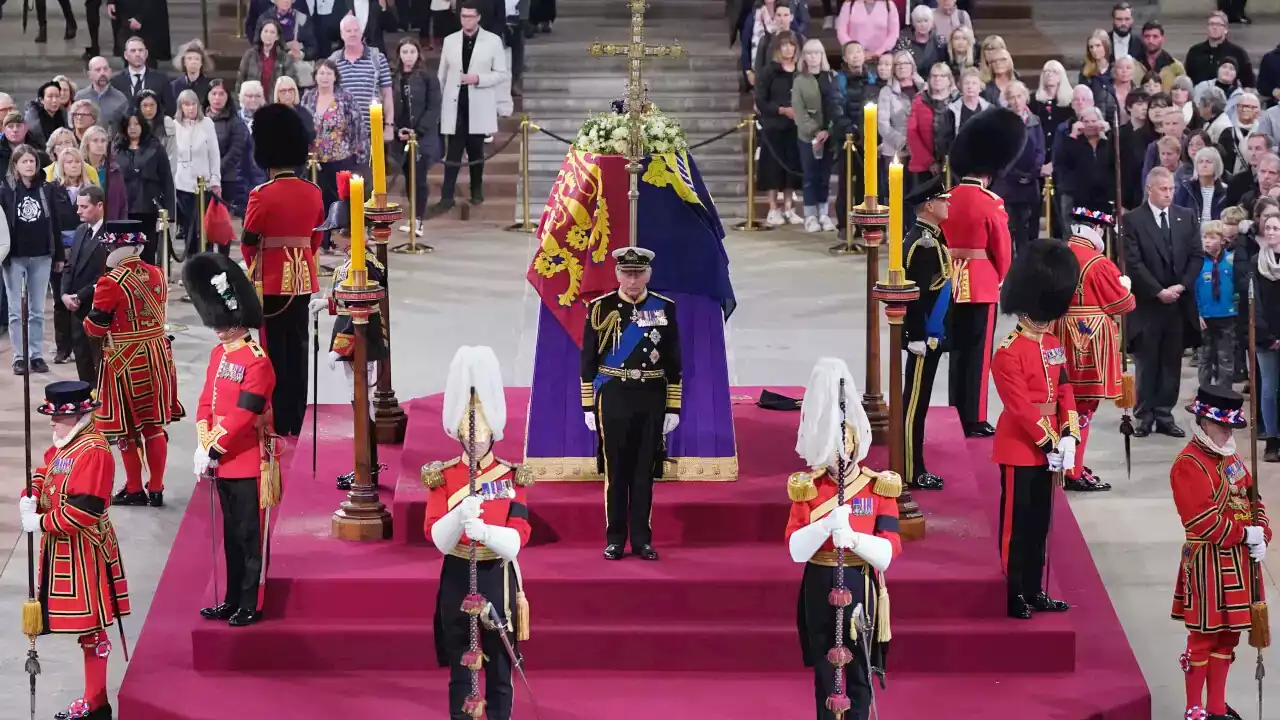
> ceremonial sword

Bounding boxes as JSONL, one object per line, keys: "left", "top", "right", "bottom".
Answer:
{"left": 484, "top": 603, "right": 543, "bottom": 720}
{"left": 853, "top": 604, "right": 880, "bottom": 720}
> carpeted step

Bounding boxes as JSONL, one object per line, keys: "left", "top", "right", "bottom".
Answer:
{"left": 190, "top": 616, "right": 1076, "bottom": 674}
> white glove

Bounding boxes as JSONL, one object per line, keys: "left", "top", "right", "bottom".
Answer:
{"left": 663, "top": 413, "right": 680, "bottom": 434}
{"left": 1244, "top": 526, "right": 1266, "bottom": 547}
{"left": 308, "top": 297, "right": 328, "bottom": 316}
{"left": 1058, "top": 436, "right": 1077, "bottom": 474}
{"left": 907, "top": 341, "right": 926, "bottom": 356}
{"left": 1118, "top": 275, "right": 1132, "bottom": 290}
{"left": 462, "top": 517, "right": 490, "bottom": 544}
{"left": 820, "top": 504, "right": 853, "bottom": 534}
{"left": 193, "top": 446, "right": 211, "bottom": 476}
{"left": 1248, "top": 541, "right": 1268, "bottom": 562}
{"left": 19, "top": 496, "right": 40, "bottom": 534}
{"left": 328, "top": 350, "right": 342, "bottom": 370}
{"left": 458, "top": 495, "right": 484, "bottom": 521}
{"left": 584, "top": 412, "right": 596, "bottom": 432}
{"left": 1046, "top": 450, "right": 1064, "bottom": 472}
{"left": 832, "top": 527, "right": 858, "bottom": 550}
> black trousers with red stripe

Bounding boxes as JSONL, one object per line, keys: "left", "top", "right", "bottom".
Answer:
{"left": 998, "top": 464, "right": 1053, "bottom": 601}
{"left": 903, "top": 347, "right": 943, "bottom": 483}
{"left": 948, "top": 303, "right": 995, "bottom": 425}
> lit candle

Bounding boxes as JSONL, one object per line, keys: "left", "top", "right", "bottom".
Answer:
{"left": 369, "top": 103, "right": 386, "bottom": 198}
{"left": 888, "top": 157, "right": 903, "bottom": 273}
{"left": 347, "top": 174, "right": 366, "bottom": 283}
{"left": 863, "top": 103, "right": 878, "bottom": 202}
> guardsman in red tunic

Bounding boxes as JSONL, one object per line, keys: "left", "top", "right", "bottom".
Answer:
{"left": 240, "top": 104, "right": 325, "bottom": 438}
{"left": 939, "top": 108, "right": 1022, "bottom": 438}
{"left": 1171, "top": 386, "right": 1270, "bottom": 720}
{"left": 184, "top": 252, "right": 278, "bottom": 628}
{"left": 991, "top": 239, "right": 1081, "bottom": 619}
{"left": 786, "top": 358, "right": 901, "bottom": 720}
{"left": 82, "top": 219, "right": 185, "bottom": 508}
{"left": 18, "top": 380, "right": 130, "bottom": 720}
{"left": 422, "top": 346, "right": 532, "bottom": 720}
{"left": 1052, "top": 207, "right": 1136, "bottom": 492}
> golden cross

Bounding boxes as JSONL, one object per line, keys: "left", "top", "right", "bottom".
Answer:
{"left": 589, "top": 0, "right": 682, "bottom": 246}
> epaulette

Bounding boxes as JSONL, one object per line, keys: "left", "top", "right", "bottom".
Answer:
{"left": 787, "top": 469, "right": 823, "bottom": 502}
{"left": 245, "top": 339, "right": 267, "bottom": 358}
{"left": 649, "top": 291, "right": 674, "bottom": 303}
{"left": 865, "top": 468, "right": 902, "bottom": 498}
{"left": 998, "top": 331, "right": 1018, "bottom": 350}
{"left": 498, "top": 458, "right": 536, "bottom": 487}
{"left": 915, "top": 228, "right": 937, "bottom": 248}
{"left": 420, "top": 457, "right": 461, "bottom": 489}
{"left": 980, "top": 187, "right": 1001, "bottom": 202}
{"left": 104, "top": 265, "right": 129, "bottom": 283}
{"left": 588, "top": 291, "right": 617, "bottom": 305}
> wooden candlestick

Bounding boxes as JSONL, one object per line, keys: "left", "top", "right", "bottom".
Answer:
{"left": 852, "top": 198, "right": 890, "bottom": 446}
{"left": 872, "top": 270, "right": 924, "bottom": 541}
{"left": 365, "top": 194, "right": 408, "bottom": 445}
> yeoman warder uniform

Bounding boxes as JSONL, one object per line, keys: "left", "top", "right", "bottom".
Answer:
{"left": 786, "top": 358, "right": 901, "bottom": 720}
{"left": 902, "top": 177, "right": 953, "bottom": 491}
{"left": 1052, "top": 207, "right": 1136, "bottom": 492}
{"left": 240, "top": 103, "right": 325, "bottom": 437}
{"left": 185, "top": 252, "right": 279, "bottom": 628}
{"left": 581, "top": 247, "right": 682, "bottom": 561}
{"left": 939, "top": 108, "right": 1024, "bottom": 438}
{"left": 991, "top": 238, "right": 1081, "bottom": 620}
{"left": 18, "top": 381, "right": 130, "bottom": 720}
{"left": 422, "top": 346, "right": 532, "bottom": 720}
{"left": 82, "top": 220, "right": 184, "bottom": 508}
{"left": 1171, "top": 386, "right": 1270, "bottom": 720}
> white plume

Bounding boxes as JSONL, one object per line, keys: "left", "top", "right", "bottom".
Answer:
{"left": 795, "top": 357, "right": 872, "bottom": 470}
{"left": 442, "top": 346, "right": 507, "bottom": 441}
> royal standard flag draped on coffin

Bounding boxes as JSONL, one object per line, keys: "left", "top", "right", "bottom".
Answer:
{"left": 524, "top": 146, "right": 737, "bottom": 481}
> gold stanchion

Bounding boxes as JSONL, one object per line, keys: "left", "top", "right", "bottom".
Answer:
{"left": 829, "top": 134, "right": 862, "bottom": 255}
{"left": 734, "top": 117, "right": 769, "bottom": 232}
{"left": 506, "top": 115, "right": 535, "bottom": 234}
{"left": 196, "top": 176, "right": 208, "bottom": 254}
{"left": 235, "top": 0, "right": 243, "bottom": 38}
{"left": 1041, "top": 177, "right": 1055, "bottom": 239}
{"left": 393, "top": 136, "right": 432, "bottom": 253}
{"left": 945, "top": 159, "right": 951, "bottom": 187}
{"left": 311, "top": 154, "right": 339, "bottom": 277}
{"left": 158, "top": 208, "right": 188, "bottom": 332}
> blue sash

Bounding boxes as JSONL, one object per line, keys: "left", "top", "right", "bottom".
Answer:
{"left": 925, "top": 279, "right": 951, "bottom": 341}
{"left": 594, "top": 295, "right": 665, "bottom": 392}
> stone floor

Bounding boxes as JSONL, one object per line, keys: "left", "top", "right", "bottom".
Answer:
{"left": 0, "top": 219, "right": 1276, "bottom": 718}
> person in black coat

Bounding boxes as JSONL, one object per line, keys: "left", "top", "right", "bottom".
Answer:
{"left": 171, "top": 39, "right": 215, "bottom": 110}
{"left": 59, "top": 185, "right": 110, "bottom": 385}
{"left": 23, "top": 82, "right": 68, "bottom": 151}
{"left": 391, "top": 38, "right": 442, "bottom": 234}
{"left": 833, "top": 41, "right": 883, "bottom": 234}
{"left": 1118, "top": 90, "right": 1155, "bottom": 210}
{"left": 1174, "top": 145, "right": 1229, "bottom": 220}
{"left": 109, "top": 0, "right": 172, "bottom": 63}
{"left": 1055, "top": 107, "right": 1116, "bottom": 215}
{"left": 109, "top": 36, "right": 175, "bottom": 114}
{"left": 113, "top": 109, "right": 175, "bottom": 264}
{"left": 206, "top": 81, "right": 248, "bottom": 230}
{"left": 1183, "top": 13, "right": 1254, "bottom": 88}
{"left": 1122, "top": 166, "right": 1203, "bottom": 437}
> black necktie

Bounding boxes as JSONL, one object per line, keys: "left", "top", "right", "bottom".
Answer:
{"left": 132, "top": 74, "right": 142, "bottom": 94}
{"left": 1160, "top": 210, "right": 1170, "bottom": 241}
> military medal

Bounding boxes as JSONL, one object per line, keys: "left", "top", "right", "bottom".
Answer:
{"left": 649, "top": 349, "right": 660, "bottom": 363}
{"left": 1042, "top": 347, "right": 1066, "bottom": 366}
{"left": 849, "top": 498, "right": 873, "bottom": 516}
{"left": 479, "top": 479, "right": 516, "bottom": 502}
{"left": 648, "top": 329, "right": 661, "bottom": 344}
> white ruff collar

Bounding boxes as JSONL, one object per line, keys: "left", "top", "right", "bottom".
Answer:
{"left": 53, "top": 415, "right": 96, "bottom": 449}
{"left": 1194, "top": 427, "right": 1237, "bottom": 457}
{"left": 1072, "top": 225, "right": 1106, "bottom": 253}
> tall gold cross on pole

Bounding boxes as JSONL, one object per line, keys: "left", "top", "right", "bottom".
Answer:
{"left": 590, "top": 0, "right": 682, "bottom": 248}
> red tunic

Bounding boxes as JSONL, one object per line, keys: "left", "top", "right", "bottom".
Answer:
{"left": 83, "top": 255, "right": 184, "bottom": 437}
{"left": 939, "top": 178, "right": 1012, "bottom": 305}
{"left": 423, "top": 454, "right": 533, "bottom": 557}
{"left": 1050, "top": 236, "right": 1136, "bottom": 402}
{"left": 195, "top": 336, "right": 277, "bottom": 479}
{"left": 241, "top": 173, "right": 325, "bottom": 297}
{"left": 1170, "top": 438, "right": 1271, "bottom": 633}
{"left": 991, "top": 325, "right": 1081, "bottom": 466}
{"left": 31, "top": 423, "right": 131, "bottom": 634}
{"left": 784, "top": 467, "right": 903, "bottom": 560}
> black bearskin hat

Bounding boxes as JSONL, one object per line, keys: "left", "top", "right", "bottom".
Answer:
{"left": 252, "top": 103, "right": 311, "bottom": 170}
{"left": 999, "top": 238, "right": 1080, "bottom": 323}
{"left": 948, "top": 107, "right": 1027, "bottom": 179}
{"left": 183, "top": 252, "right": 263, "bottom": 329}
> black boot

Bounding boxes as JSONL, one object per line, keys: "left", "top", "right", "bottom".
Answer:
{"left": 35, "top": 24, "right": 48, "bottom": 43}
{"left": 112, "top": 488, "right": 149, "bottom": 506}
{"left": 200, "top": 603, "right": 238, "bottom": 620}
{"left": 909, "top": 472, "right": 944, "bottom": 490}
{"left": 1028, "top": 591, "right": 1070, "bottom": 612}
{"left": 1264, "top": 437, "right": 1280, "bottom": 463}
{"left": 1006, "top": 595, "right": 1032, "bottom": 619}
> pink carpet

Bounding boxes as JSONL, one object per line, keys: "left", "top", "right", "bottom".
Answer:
{"left": 117, "top": 388, "right": 1151, "bottom": 719}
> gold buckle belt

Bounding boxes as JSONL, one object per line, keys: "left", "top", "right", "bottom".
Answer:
{"left": 110, "top": 326, "right": 166, "bottom": 343}
{"left": 448, "top": 543, "right": 500, "bottom": 562}
{"left": 1064, "top": 306, "right": 1105, "bottom": 316}
{"left": 1035, "top": 402, "right": 1057, "bottom": 415}
{"left": 599, "top": 366, "right": 665, "bottom": 381}
{"left": 262, "top": 236, "right": 313, "bottom": 249}
{"left": 808, "top": 551, "right": 867, "bottom": 568}
{"left": 950, "top": 248, "right": 988, "bottom": 260}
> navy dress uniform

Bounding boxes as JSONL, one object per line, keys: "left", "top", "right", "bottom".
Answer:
{"left": 902, "top": 178, "right": 953, "bottom": 491}
{"left": 581, "top": 247, "right": 682, "bottom": 561}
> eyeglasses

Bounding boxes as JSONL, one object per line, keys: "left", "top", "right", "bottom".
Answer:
{"left": 72, "top": 112, "right": 93, "bottom": 118}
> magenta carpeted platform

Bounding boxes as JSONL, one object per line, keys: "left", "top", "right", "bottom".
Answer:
{"left": 118, "top": 389, "right": 1151, "bottom": 719}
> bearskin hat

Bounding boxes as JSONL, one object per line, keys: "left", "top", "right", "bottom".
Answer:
{"left": 948, "top": 107, "right": 1027, "bottom": 179}
{"left": 316, "top": 170, "right": 353, "bottom": 232}
{"left": 252, "top": 103, "right": 311, "bottom": 170}
{"left": 183, "top": 252, "right": 263, "bottom": 330}
{"left": 999, "top": 238, "right": 1081, "bottom": 323}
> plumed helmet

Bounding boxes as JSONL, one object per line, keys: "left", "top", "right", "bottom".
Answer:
{"left": 182, "top": 252, "right": 263, "bottom": 329}
{"left": 252, "top": 103, "right": 311, "bottom": 170}
{"left": 999, "top": 238, "right": 1081, "bottom": 323}
{"left": 948, "top": 107, "right": 1027, "bottom": 179}
{"left": 795, "top": 357, "right": 872, "bottom": 471}
{"left": 442, "top": 346, "right": 507, "bottom": 453}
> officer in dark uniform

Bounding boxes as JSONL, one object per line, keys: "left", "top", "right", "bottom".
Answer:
{"left": 581, "top": 247, "right": 682, "bottom": 562}
{"left": 902, "top": 177, "right": 952, "bottom": 491}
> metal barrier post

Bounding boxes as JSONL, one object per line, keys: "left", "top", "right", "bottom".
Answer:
{"left": 829, "top": 134, "right": 860, "bottom": 255}
{"left": 235, "top": 0, "right": 243, "bottom": 39}
{"left": 196, "top": 176, "right": 208, "bottom": 253}
{"left": 1042, "top": 177, "right": 1055, "bottom": 239}
{"left": 392, "top": 136, "right": 432, "bottom": 253}
{"left": 506, "top": 115, "right": 534, "bottom": 234}
{"left": 159, "top": 208, "right": 187, "bottom": 332}
{"left": 733, "top": 117, "right": 769, "bottom": 231}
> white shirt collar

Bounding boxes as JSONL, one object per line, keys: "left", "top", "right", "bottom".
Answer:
{"left": 1148, "top": 202, "right": 1169, "bottom": 221}
{"left": 90, "top": 218, "right": 104, "bottom": 234}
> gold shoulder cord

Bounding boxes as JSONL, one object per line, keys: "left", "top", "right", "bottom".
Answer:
{"left": 590, "top": 302, "right": 622, "bottom": 356}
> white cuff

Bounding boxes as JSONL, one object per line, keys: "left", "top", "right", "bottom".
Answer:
{"left": 430, "top": 506, "right": 466, "bottom": 555}
{"left": 789, "top": 521, "right": 832, "bottom": 564}
{"left": 850, "top": 533, "right": 894, "bottom": 572}
{"left": 482, "top": 525, "right": 522, "bottom": 562}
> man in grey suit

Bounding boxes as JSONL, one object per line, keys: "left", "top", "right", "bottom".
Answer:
{"left": 1122, "top": 166, "right": 1203, "bottom": 437}
{"left": 60, "top": 187, "right": 109, "bottom": 387}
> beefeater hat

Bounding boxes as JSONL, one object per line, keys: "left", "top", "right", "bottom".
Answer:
{"left": 183, "top": 252, "right": 263, "bottom": 329}
{"left": 98, "top": 219, "right": 148, "bottom": 247}
{"left": 999, "top": 238, "right": 1081, "bottom": 323}
{"left": 947, "top": 107, "right": 1027, "bottom": 179}
{"left": 252, "top": 103, "right": 311, "bottom": 171}
{"left": 37, "top": 380, "right": 100, "bottom": 417}
{"left": 1071, "top": 204, "right": 1116, "bottom": 229}
{"left": 1186, "top": 385, "right": 1247, "bottom": 429}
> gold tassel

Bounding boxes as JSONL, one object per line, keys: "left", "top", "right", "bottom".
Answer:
{"left": 876, "top": 583, "right": 892, "bottom": 643}
{"left": 1117, "top": 372, "right": 1136, "bottom": 410}
{"left": 787, "top": 471, "right": 818, "bottom": 502}
{"left": 22, "top": 599, "right": 42, "bottom": 637}
{"left": 516, "top": 591, "right": 531, "bottom": 642}
{"left": 259, "top": 458, "right": 281, "bottom": 509}
{"left": 872, "top": 470, "right": 902, "bottom": 499}
{"left": 1249, "top": 602, "right": 1270, "bottom": 649}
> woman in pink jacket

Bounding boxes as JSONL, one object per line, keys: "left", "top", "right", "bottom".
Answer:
{"left": 835, "top": 0, "right": 899, "bottom": 58}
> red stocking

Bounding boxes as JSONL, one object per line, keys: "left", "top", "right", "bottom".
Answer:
{"left": 1206, "top": 631, "right": 1240, "bottom": 714}
{"left": 1183, "top": 631, "right": 1214, "bottom": 714}
{"left": 1068, "top": 401, "right": 1099, "bottom": 480}
{"left": 118, "top": 436, "right": 145, "bottom": 494}
{"left": 78, "top": 631, "right": 109, "bottom": 710}
{"left": 142, "top": 428, "right": 168, "bottom": 493}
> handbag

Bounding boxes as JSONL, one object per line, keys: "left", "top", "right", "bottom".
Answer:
{"left": 203, "top": 195, "right": 235, "bottom": 247}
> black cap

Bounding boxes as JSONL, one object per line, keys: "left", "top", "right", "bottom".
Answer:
{"left": 905, "top": 175, "right": 951, "bottom": 205}
{"left": 37, "top": 380, "right": 100, "bottom": 416}
{"left": 1186, "top": 385, "right": 1247, "bottom": 428}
